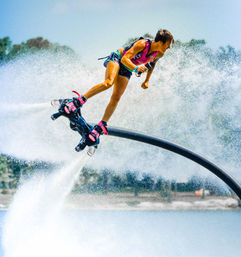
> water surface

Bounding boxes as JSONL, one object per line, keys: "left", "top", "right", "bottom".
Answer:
{"left": 0, "top": 210, "right": 240, "bottom": 257}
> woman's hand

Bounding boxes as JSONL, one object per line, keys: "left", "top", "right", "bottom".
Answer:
{"left": 141, "top": 81, "right": 149, "bottom": 89}
{"left": 137, "top": 65, "right": 148, "bottom": 73}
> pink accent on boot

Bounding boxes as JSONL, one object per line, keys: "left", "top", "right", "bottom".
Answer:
{"left": 98, "top": 121, "right": 108, "bottom": 135}
{"left": 89, "top": 129, "right": 99, "bottom": 142}
{"left": 64, "top": 106, "right": 70, "bottom": 114}
{"left": 77, "top": 97, "right": 86, "bottom": 105}
{"left": 69, "top": 102, "right": 77, "bottom": 111}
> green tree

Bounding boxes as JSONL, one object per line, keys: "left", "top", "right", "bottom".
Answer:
{"left": 140, "top": 174, "right": 154, "bottom": 191}
{"left": 109, "top": 174, "right": 124, "bottom": 192}
{"left": 97, "top": 170, "right": 110, "bottom": 194}
{"left": 125, "top": 171, "right": 139, "bottom": 196}
{"left": 0, "top": 37, "right": 12, "bottom": 62}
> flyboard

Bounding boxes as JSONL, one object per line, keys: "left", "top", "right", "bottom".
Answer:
{"left": 51, "top": 92, "right": 99, "bottom": 156}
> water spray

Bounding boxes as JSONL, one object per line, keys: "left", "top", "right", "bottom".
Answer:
{"left": 2, "top": 155, "right": 90, "bottom": 257}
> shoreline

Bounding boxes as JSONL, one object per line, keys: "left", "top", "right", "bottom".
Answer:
{"left": 64, "top": 192, "right": 240, "bottom": 211}
{"left": 0, "top": 192, "right": 240, "bottom": 211}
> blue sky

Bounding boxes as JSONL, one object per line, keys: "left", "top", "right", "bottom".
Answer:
{"left": 1, "top": 0, "right": 241, "bottom": 66}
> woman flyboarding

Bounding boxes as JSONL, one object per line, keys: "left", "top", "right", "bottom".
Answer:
{"left": 64, "top": 29, "right": 174, "bottom": 142}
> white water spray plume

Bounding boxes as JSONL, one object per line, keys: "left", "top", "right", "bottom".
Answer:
{"left": 2, "top": 154, "right": 90, "bottom": 257}
{"left": 0, "top": 47, "right": 240, "bottom": 182}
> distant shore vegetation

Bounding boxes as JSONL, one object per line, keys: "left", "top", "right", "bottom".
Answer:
{"left": 0, "top": 36, "right": 75, "bottom": 64}
{"left": 0, "top": 154, "right": 232, "bottom": 197}
{"left": 1, "top": 35, "right": 241, "bottom": 65}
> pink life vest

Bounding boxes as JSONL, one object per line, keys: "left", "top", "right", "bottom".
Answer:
{"left": 123, "top": 39, "right": 159, "bottom": 65}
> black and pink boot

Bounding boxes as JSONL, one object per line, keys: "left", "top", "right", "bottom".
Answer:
{"left": 89, "top": 121, "right": 108, "bottom": 142}
{"left": 63, "top": 96, "right": 87, "bottom": 114}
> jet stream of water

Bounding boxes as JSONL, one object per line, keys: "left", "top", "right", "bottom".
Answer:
{"left": 2, "top": 154, "right": 90, "bottom": 257}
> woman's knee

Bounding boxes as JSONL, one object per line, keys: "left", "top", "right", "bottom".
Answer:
{"left": 103, "top": 78, "right": 114, "bottom": 89}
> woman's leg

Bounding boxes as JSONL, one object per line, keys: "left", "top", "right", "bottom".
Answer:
{"left": 83, "top": 61, "right": 120, "bottom": 99}
{"left": 102, "top": 75, "right": 129, "bottom": 122}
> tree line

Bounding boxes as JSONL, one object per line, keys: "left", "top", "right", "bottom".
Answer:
{"left": 0, "top": 36, "right": 75, "bottom": 64}
{"left": 1, "top": 35, "right": 240, "bottom": 65}
{"left": 72, "top": 167, "right": 226, "bottom": 196}
{"left": 0, "top": 154, "right": 228, "bottom": 197}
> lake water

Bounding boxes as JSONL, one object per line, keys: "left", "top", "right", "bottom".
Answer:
{"left": 0, "top": 210, "right": 240, "bottom": 257}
